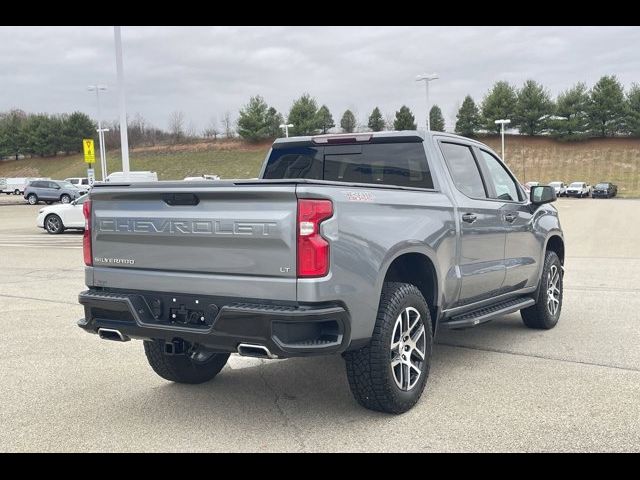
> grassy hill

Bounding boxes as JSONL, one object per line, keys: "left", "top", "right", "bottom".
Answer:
{"left": 482, "top": 135, "right": 640, "bottom": 197}
{"left": 2, "top": 136, "right": 639, "bottom": 197}
{"left": 0, "top": 140, "right": 268, "bottom": 182}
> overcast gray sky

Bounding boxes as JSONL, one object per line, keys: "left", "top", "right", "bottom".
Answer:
{"left": 1, "top": 26, "right": 639, "bottom": 133}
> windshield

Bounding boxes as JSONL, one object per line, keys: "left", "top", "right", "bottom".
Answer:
{"left": 596, "top": 183, "right": 609, "bottom": 189}
{"left": 569, "top": 182, "right": 583, "bottom": 188}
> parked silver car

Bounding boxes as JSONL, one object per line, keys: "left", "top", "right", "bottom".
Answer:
{"left": 23, "top": 180, "right": 81, "bottom": 205}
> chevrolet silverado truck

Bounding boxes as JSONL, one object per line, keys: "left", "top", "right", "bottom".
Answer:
{"left": 78, "top": 131, "right": 564, "bottom": 414}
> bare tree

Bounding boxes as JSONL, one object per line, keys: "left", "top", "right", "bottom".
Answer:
{"left": 222, "top": 111, "right": 234, "bottom": 139}
{"left": 168, "top": 111, "right": 185, "bottom": 143}
{"left": 385, "top": 112, "right": 395, "bottom": 131}
{"left": 202, "top": 117, "right": 219, "bottom": 140}
{"left": 186, "top": 121, "right": 197, "bottom": 140}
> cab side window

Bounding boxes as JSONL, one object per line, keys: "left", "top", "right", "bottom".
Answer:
{"left": 439, "top": 142, "right": 487, "bottom": 199}
{"left": 479, "top": 150, "right": 521, "bottom": 202}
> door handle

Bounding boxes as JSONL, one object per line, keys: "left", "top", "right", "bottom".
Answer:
{"left": 503, "top": 213, "right": 517, "bottom": 223}
{"left": 462, "top": 213, "right": 477, "bottom": 224}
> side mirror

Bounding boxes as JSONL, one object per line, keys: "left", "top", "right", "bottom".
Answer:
{"left": 530, "top": 185, "right": 556, "bottom": 205}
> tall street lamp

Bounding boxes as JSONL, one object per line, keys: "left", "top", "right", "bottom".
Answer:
{"left": 279, "top": 123, "right": 294, "bottom": 138}
{"left": 416, "top": 73, "right": 439, "bottom": 130}
{"left": 88, "top": 85, "right": 108, "bottom": 181}
{"left": 494, "top": 119, "right": 511, "bottom": 162}
{"left": 114, "top": 26, "right": 130, "bottom": 179}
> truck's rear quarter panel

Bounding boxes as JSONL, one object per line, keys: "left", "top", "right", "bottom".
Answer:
{"left": 297, "top": 184, "right": 457, "bottom": 340}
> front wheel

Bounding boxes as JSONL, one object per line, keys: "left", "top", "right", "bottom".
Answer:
{"left": 144, "top": 340, "right": 229, "bottom": 384}
{"left": 521, "top": 250, "right": 563, "bottom": 329}
{"left": 344, "top": 282, "right": 433, "bottom": 414}
{"left": 60, "top": 194, "right": 71, "bottom": 204}
{"left": 45, "top": 214, "right": 64, "bottom": 234}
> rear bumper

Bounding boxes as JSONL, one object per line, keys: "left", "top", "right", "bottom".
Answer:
{"left": 78, "top": 288, "right": 350, "bottom": 358}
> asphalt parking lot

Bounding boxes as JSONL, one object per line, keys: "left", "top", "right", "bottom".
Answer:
{"left": 1, "top": 195, "right": 639, "bottom": 452}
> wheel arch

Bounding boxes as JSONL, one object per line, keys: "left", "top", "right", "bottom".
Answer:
{"left": 544, "top": 234, "right": 565, "bottom": 265}
{"left": 377, "top": 247, "right": 441, "bottom": 332}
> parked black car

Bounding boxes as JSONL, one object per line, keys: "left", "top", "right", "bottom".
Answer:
{"left": 592, "top": 182, "right": 618, "bottom": 198}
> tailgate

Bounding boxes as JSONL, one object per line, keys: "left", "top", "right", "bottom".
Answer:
{"left": 90, "top": 183, "right": 297, "bottom": 279}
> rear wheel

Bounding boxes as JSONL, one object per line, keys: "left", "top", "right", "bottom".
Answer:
{"left": 344, "top": 282, "right": 433, "bottom": 414}
{"left": 144, "top": 340, "right": 229, "bottom": 384}
{"left": 44, "top": 214, "right": 64, "bottom": 234}
{"left": 27, "top": 194, "right": 38, "bottom": 205}
{"left": 521, "top": 250, "right": 563, "bottom": 329}
{"left": 14, "top": 189, "right": 20, "bottom": 195}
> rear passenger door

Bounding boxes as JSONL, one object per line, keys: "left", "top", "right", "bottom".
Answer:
{"left": 439, "top": 141, "right": 506, "bottom": 306}
{"left": 475, "top": 148, "right": 538, "bottom": 292}
{"left": 42, "top": 181, "right": 59, "bottom": 200}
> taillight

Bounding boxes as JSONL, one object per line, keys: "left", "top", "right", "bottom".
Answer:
{"left": 297, "top": 199, "right": 333, "bottom": 278}
{"left": 83, "top": 199, "right": 92, "bottom": 266}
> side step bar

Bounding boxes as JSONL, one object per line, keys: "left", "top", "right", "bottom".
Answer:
{"left": 441, "top": 297, "right": 535, "bottom": 330}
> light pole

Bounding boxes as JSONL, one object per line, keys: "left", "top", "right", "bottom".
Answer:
{"left": 114, "top": 26, "right": 130, "bottom": 179}
{"left": 279, "top": 123, "right": 294, "bottom": 138}
{"left": 88, "top": 85, "right": 108, "bottom": 181}
{"left": 416, "top": 73, "right": 439, "bottom": 130}
{"left": 494, "top": 119, "right": 511, "bottom": 162}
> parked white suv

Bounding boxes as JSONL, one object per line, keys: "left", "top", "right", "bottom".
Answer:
{"left": 37, "top": 194, "right": 87, "bottom": 234}
{"left": 548, "top": 181, "right": 567, "bottom": 197}
{"left": 566, "top": 182, "right": 591, "bottom": 198}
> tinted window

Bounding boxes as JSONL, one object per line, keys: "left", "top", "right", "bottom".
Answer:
{"left": 479, "top": 150, "right": 521, "bottom": 201}
{"left": 264, "top": 143, "right": 433, "bottom": 189}
{"left": 263, "top": 147, "right": 322, "bottom": 180}
{"left": 324, "top": 144, "right": 433, "bottom": 188}
{"left": 47, "top": 182, "right": 59, "bottom": 189}
{"left": 440, "top": 142, "right": 486, "bottom": 198}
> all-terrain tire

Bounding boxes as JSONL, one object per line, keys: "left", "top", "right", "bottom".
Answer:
{"left": 344, "top": 282, "right": 433, "bottom": 414}
{"left": 521, "top": 250, "right": 563, "bottom": 329}
{"left": 144, "top": 340, "right": 229, "bottom": 384}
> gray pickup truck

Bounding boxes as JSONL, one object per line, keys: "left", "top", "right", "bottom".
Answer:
{"left": 78, "top": 131, "right": 564, "bottom": 414}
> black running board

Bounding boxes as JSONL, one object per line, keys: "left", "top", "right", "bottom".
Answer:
{"left": 441, "top": 297, "right": 535, "bottom": 330}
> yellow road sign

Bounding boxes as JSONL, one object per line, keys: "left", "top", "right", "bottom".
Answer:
{"left": 83, "top": 139, "right": 96, "bottom": 164}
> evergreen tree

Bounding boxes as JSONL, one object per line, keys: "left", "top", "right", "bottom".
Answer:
{"left": 393, "top": 106, "right": 417, "bottom": 130}
{"left": 549, "top": 82, "right": 590, "bottom": 140}
{"left": 588, "top": 75, "right": 626, "bottom": 137}
{"left": 429, "top": 105, "right": 445, "bottom": 132}
{"left": 626, "top": 84, "right": 640, "bottom": 137}
{"left": 288, "top": 93, "right": 320, "bottom": 136}
{"left": 237, "top": 95, "right": 273, "bottom": 142}
{"left": 340, "top": 110, "right": 357, "bottom": 133}
{"left": 367, "top": 107, "right": 385, "bottom": 132}
{"left": 455, "top": 95, "right": 480, "bottom": 137}
{"left": 515, "top": 80, "right": 553, "bottom": 135}
{"left": 481, "top": 81, "right": 517, "bottom": 133}
{"left": 315, "top": 105, "right": 335, "bottom": 134}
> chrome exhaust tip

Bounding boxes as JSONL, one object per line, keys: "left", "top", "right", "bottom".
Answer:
{"left": 98, "top": 328, "right": 130, "bottom": 342}
{"left": 237, "top": 343, "right": 276, "bottom": 359}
